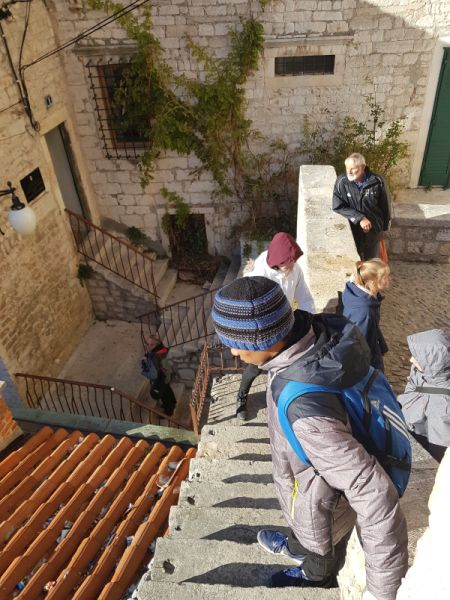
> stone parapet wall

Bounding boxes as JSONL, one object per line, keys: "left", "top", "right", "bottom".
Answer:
{"left": 387, "top": 217, "right": 450, "bottom": 263}
{"left": 297, "top": 165, "right": 358, "bottom": 312}
{"left": 397, "top": 449, "right": 450, "bottom": 599}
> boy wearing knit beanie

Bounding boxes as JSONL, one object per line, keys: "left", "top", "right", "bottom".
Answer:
{"left": 211, "top": 277, "right": 407, "bottom": 599}
{"left": 236, "top": 232, "right": 315, "bottom": 420}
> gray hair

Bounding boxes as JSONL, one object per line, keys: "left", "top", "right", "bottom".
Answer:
{"left": 345, "top": 152, "right": 366, "bottom": 167}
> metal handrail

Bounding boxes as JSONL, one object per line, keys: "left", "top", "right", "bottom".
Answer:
{"left": 15, "top": 372, "right": 188, "bottom": 431}
{"left": 65, "top": 209, "right": 159, "bottom": 302}
{"left": 189, "top": 343, "right": 245, "bottom": 436}
{"left": 138, "top": 287, "right": 219, "bottom": 350}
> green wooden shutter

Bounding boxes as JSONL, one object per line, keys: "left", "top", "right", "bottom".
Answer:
{"left": 420, "top": 48, "right": 450, "bottom": 187}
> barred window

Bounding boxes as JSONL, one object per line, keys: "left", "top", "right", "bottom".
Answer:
{"left": 275, "top": 55, "right": 335, "bottom": 76}
{"left": 86, "top": 59, "right": 147, "bottom": 159}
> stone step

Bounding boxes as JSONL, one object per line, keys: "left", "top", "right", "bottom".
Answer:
{"left": 161, "top": 259, "right": 229, "bottom": 350}
{"left": 197, "top": 440, "right": 272, "bottom": 461}
{"left": 146, "top": 538, "right": 338, "bottom": 598}
{"left": 137, "top": 580, "right": 339, "bottom": 600}
{"left": 201, "top": 423, "right": 270, "bottom": 442}
{"left": 178, "top": 481, "right": 276, "bottom": 509}
{"left": 189, "top": 458, "right": 273, "bottom": 484}
{"left": 156, "top": 268, "right": 178, "bottom": 307}
{"left": 168, "top": 506, "right": 285, "bottom": 541}
{"left": 221, "top": 255, "right": 242, "bottom": 288}
{"left": 202, "top": 255, "right": 242, "bottom": 344}
{"left": 209, "top": 259, "right": 232, "bottom": 292}
{"left": 207, "top": 391, "right": 268, "bottom": 426}
{"left": 149, "top": 539, "right": 334, "bottom": 589}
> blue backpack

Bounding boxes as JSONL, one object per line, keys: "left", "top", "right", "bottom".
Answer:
{"left": 277, "top": 367, "right": 412, "bottom": 497}
{"left": 141, "top": 352, "right": 158, "bottom": 383}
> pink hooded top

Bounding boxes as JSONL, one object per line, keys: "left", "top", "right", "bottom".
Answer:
{"left": 266, "top": 232, "right": 303, "bottom": 268}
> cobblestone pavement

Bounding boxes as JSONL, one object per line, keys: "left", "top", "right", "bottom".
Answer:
{"left": 381, "top": 260, "right": 450, "bottom": 393}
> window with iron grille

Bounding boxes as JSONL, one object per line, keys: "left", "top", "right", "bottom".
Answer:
{"left": 275, "top": 55, "right": 335, "bottom": 76}
{"left": 86, "top": 59, "right": 147, "bottom": 159}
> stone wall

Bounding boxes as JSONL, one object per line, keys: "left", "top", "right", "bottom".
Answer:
{"left": 84, "top": 269, "right": 159, "bottom": 322}
{"left": 387, "top": 212, "right": 450, "bottom": 263}
{"left": 397, "top": 448, "right": 450, "bottom": 599}
{"left": 0, "top": 383, "right": 22, "bottom": 453}
{"left": 0, "top": 2, "right": 94, "bottom": 393}
{"left": 52, "top": 1, "right": 450, "bottom": 256}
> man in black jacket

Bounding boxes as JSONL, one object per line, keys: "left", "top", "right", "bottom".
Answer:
{"left": 332, "top": 152, "right": 390, "bottom": 260}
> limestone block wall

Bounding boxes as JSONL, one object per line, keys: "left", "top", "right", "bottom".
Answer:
{"left": 0, "top": 2, "right": 93, "bottom": 392}
{"left": 297, "top": 165, "right": 358, "bottom": 312}
{"left": 387, "top": 217, "right": 450, "bottom": 263}
{"left": 52, "top": 1, "right": 450, "bottom": 256}
{"left": 0, "top": 383, "right": 22, "bottom": 453}
{"left": 84, "top": 270, "right": 159, "bottom": 322}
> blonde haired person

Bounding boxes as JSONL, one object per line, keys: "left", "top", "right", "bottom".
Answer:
{"left": 342, "top": 259, "right": 390, "bottom": 371}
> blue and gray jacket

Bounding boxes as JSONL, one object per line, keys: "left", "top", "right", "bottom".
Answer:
{"left": 260, "top": 311, "right": 408, "bottom": 600}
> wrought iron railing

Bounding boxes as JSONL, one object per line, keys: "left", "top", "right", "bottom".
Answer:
{"left": 15, "top": 373, "right": 188, "bottom": 431}
{"left": 65, "top": 209, "right": 159, "bottom": 302}
{"left": 138, "top": 287, "right": 219, "bottom": 350}
{"left": 189, "top": 343, "right": 245, "bottom": 436}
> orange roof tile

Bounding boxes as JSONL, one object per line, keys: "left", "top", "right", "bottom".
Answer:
{"left": 0, "top": 428, "right": 196, "bottom": 600}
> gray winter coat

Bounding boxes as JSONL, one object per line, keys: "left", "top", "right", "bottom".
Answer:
{"left": 398, "top": 329, "right": 450, "bottom": 446}
{"left": 261, "top": 312, "right": 408, "bottom": 600}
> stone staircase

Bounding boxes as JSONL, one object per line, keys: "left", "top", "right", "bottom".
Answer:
{"left": 137, "top": 372, "right": 437, "bottom": 600}
{"left": 137, "top": 374, "right": 339, "bottom": 600}
{"left": 137, "top": 257, "right": 243, "bottom": 426}
{"left": 86, "top": 228, "right": 178, "bottom": 306}
{"left": 161, "top": 255, "right": 242, "bottom": 355}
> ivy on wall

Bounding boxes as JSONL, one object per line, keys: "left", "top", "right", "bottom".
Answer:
{"left": 87, "top": 1, "right": 268, "bottom": 219}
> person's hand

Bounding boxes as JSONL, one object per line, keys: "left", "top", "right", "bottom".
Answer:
{"left": 360, "top": 217, "right": 372, "bottom": 232}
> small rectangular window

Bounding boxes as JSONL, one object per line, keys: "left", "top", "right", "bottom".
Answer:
{"left": 20, "top": 168, "right": 45, "bottom": 203}
{"left": 86, "top": 59, "right": 147, "bottom": 159}
{"left": 275, "top": 55, "right": 335, "bottom": 76}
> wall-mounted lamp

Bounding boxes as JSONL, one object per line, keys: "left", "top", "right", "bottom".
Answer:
{"left": 0, "top": 181, "right": 37, "bottom": 235}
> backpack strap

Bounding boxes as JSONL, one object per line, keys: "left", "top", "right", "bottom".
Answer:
{"left": 361, "top": 368, "right": 379, "bottom": 430}
{"left": 277, "top": 381, "right": 340, "bottom": 467}
{"left": 414, "top": 386, "right": 450, "bottom": 396}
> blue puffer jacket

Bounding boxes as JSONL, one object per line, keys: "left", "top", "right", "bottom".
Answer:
{"left": 342, "top": 281, "right": 388, "bottom": 371}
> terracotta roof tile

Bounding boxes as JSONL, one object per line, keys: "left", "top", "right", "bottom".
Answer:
{"left": 0, "top": 427, "right": 53, "bottom": 480}
{"left": 0, "top": 428, "right": 196, "bottom": 599}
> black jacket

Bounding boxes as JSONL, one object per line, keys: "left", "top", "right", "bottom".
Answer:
{"left": 342, "top": 281, "right": 388, "bottom": 371}
{"left": 332, "top": 167, "right": 390, "bottom": 233}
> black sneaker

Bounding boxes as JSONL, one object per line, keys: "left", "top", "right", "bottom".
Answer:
{"left": 236, "top": 392, "right": 248, "bottom": 421}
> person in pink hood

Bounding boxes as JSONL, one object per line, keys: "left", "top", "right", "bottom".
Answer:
{"left": 235, "top": 232, "right": 315, "bottom": 420}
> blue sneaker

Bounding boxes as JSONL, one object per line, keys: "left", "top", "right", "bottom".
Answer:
{"left": 270, "top": 567, "right": 335, "bottom": 589}
{"left": 257, "top": 530, "right": 305, "bottom": 565}
{"left": 270, "top": 567, "right": 312, "bottom": 588}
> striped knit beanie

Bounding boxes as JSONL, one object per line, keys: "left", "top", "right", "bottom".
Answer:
{"left": 211, "top": 276, "right": 294, "bottom": 351}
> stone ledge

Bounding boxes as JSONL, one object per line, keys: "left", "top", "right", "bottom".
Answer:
{"left": 11, "top": 406, "right": 198, "bottom": 447}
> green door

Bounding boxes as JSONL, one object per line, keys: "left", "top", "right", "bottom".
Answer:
{"left": 420, "top": 48, "right": 450, "bottom": 187}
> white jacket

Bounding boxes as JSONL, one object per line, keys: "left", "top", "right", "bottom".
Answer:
{"left": 244, "top": 251, "right": 316, "bottom": 313}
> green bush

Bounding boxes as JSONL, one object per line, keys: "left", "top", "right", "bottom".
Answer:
{"left": 301, "top": 98, "right": 408, "bottom": 179}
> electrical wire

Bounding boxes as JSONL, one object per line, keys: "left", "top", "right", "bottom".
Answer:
{"left": 17, "top": 0, "right": 30, "bottom": 71}
{"left": 15, "top": 0, "right": 38, "bottom": 129}
{"left": 21, "top": 0, "right": 151, "bottom": 71}
{"left": 0, "top": 0, "right": 150, "bottom": 120}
